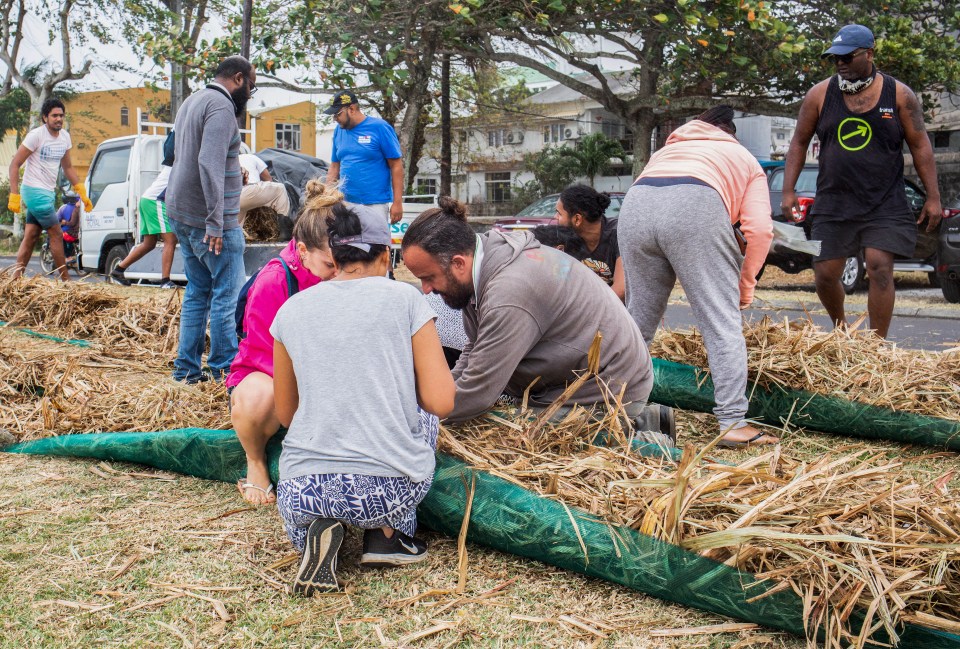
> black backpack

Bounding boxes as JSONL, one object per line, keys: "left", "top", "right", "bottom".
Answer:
{"left": 235, "top": 257, "right": 299, "bottom": 340}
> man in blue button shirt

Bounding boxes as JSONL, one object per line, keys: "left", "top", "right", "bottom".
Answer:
{"left": 324, "top": 91, "right": 404, "bottom": 225}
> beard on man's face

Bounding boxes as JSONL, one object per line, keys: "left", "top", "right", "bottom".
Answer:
{"left": 231, "top": 86, "right": 250, "bottom": 116}
{"left": 437, "top": 267, "right": 473, "bottom": 310}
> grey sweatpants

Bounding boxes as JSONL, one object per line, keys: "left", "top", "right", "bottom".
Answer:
{"left": 618, "top": 183, "right": 749, "bottom": 431}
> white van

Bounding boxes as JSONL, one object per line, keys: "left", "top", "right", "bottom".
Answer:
{"left": 77, "top": 133, "right": 168, "bottom": 277}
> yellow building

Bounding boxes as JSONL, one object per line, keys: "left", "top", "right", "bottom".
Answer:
{"left": 0, "top": 129, "right": 18, "bottom": 175}
{"left": 247, "top": 100, "right": 317, "bottom": 158}
{"left": 64, "top": 87, "right": 169, "bottom": 179}
{"left": 64, "top": 88, "right": 318, "bottom": 179}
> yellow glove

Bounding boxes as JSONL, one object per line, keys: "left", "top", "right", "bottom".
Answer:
{"left": 73, "top": 183, "right": 93, "bottom": 212}
{"left": 7, "top": 193, "right": 20, "bottom": 213}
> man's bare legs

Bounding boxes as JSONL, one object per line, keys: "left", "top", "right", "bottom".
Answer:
{"left": 815, "top": 250, "right": 896, "bottom": 338}
{"left": 14, "top": 223, "right": 69, "bottom": 280}
{"left": 863, "top": 247, "right": 895, "bottom": 338}
{"left": 159, "top": 232, "right": 177, "bottom": 280}
{"left": 813, "top": 257, "right": 848, "bottom": 329}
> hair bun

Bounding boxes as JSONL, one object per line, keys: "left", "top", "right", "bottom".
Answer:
{"left": 597, "top": 192, "right": 612, "bottom": 212}
{"left": 304, "top": 178, "right": 344, "bottom": 210}
{"left": 438, "top": 195, "right": 468, "bottom": 222}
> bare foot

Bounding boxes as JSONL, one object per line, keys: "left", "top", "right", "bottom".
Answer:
{"left": 718, "top": 424, "right": 779, "bottom": 448}
{"left": 237, "top": 460, "right": 275, "bottom": 505}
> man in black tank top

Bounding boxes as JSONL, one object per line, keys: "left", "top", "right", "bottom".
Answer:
{"left": 781, "top": 24, "right": 941, "bottom": 338}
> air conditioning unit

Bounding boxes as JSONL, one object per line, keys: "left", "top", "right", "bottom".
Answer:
{"left": 564, "top": 128, "right": 578, "bottom": 140}
{"left": 506, "top": 130, "right": 524, "bottom": 145}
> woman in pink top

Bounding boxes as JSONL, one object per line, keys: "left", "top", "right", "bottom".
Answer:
{"left": 619, "top": 105, "right": 777, "bottom": 448}
{"left": 228, "top": 181, "right": 340, "bottom": 504}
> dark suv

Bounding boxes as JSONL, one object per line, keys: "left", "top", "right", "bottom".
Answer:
{"left": 938, "top": 198, "right": 960, "bottom": 303}
{"left": 764, "top": 164, "right": 956, "bottom": 300}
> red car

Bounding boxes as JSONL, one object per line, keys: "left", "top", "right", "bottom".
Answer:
{"left": 492, "top": 192, "right": 625, "bottom": 233}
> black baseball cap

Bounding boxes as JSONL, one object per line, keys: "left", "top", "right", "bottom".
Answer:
{"left": 822, "top": 24, "right": 875, "bottom": 57}
{"left": 324, "top": 90, "right": 358, "bottom": 115}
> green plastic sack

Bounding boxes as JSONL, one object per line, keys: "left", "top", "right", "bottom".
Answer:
{"left": 6, "top": 428, "right": 959, "bottom": 648}
{"left": 652, "top": 358, "right": 960, "bottom": 450}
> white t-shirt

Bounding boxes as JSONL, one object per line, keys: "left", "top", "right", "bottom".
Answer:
{"left": 239, "top": 154, "right": 267, "bottom": 185}
{"left": 21, "top": 126, "right": 72, "bottom": 190}
{"left": 142, "top": 166, "right": 171, "bottom": 201}
{"left": 270, "top": 276, "right": 437, "bottom": 482}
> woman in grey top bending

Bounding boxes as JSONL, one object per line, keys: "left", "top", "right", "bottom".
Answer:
{"left": 269, "top": 202, "right": 454, "bottom": 597}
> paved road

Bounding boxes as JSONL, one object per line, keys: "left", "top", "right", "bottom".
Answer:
{"left": 0, "top": 254, "right": 99, "bottom": 282}
{"left": 662, "top": 301, "right": 960, "bottom": 351}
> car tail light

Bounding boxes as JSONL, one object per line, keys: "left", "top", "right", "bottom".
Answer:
{"left": 943, "top": 207, "right": 960, "bottom": 219}
{"left": 794, "top": 197, "right": 814, "bottom": 222}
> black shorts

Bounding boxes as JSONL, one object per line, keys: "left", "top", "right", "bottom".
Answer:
{"left": 810, "top": 214, "right": 917, "bottom": 262}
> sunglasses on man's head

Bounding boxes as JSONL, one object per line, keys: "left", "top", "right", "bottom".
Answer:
{"left": 831, "top": 49, "right": 867, "bottom": 64}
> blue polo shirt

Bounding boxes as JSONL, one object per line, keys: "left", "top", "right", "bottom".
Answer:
{"left": 331, "top": 116, "right": 402, "bottom": 205}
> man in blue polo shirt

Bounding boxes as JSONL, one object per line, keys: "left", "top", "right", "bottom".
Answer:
{"left": 325, "top": 91, "right": 404, "bottom": 225}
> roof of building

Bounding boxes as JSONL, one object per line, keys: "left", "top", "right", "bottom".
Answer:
{"left": 526, "top": 71, "right": 637, "bottom": 105}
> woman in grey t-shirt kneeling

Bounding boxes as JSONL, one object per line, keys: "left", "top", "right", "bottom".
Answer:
{"left": 270, "top": 202, "right": 455, "bottom": 597}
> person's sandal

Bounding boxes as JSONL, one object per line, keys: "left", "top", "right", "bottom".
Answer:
{"left": 236, "top": 479, "right": 275, "bottom": 504}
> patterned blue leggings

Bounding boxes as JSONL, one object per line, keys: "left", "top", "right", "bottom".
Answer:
{"left": 276, "top": 411, "right": 439, "bottom": 552}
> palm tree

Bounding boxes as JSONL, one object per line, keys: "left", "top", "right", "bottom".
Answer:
{"left": 560, "top": 132, "right": 626, "bottom": 186}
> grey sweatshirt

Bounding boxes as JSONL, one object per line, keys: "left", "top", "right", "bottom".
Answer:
{"left": 449, "top": 230, "right": 653, "bottom": 421}
{"left": 166, "top": 84, "right": 242, "bottom": 237}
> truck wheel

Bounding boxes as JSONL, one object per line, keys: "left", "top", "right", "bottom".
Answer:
{"left": 104, "top": 244, "right": 130, "bottom": 284}
{"left": 942, "top": 277, "right": 960, "bottom": 304}
{"left": 841, "top": 252, "right": 866, "bottom": 294}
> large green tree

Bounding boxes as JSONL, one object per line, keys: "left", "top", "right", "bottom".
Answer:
{"left": 448, "top": 0, "right": 960, "bottom": 172}
{"left": 0, "top": 0, "right": 108, "bottom": 121}
{"left": 123, "top": 0, "right": 220, "bottom": 118}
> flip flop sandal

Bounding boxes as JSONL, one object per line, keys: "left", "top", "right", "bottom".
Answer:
{"left": 237, "top": 479, "right": 275, "bottom": 502}
{"left": 717, "top": 432, "right": 772, "bottom": 448}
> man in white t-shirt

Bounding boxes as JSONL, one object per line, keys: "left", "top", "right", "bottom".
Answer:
{"left": 239, "top": 153, "right": 289, "bottom": 224}
{"left": 8, "top": 98, "right": 94, "bottom": 281}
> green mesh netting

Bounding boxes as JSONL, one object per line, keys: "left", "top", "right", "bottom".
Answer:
{"left": 652, "top": 358, "right": 960, "bottom": 450}
{"left": 5, "top": 428, "right": 959, "bottom": 648}
{"left": 0, "top": 321, "right": 92, "bottom": 347}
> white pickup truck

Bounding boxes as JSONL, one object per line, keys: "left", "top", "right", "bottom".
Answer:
{"left": 77, "top": 124, "right": 435, "bottom": 284}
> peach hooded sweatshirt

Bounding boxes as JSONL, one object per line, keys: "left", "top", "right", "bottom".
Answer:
{"left": 638, "top": 120, "right": 773, "bottom": 304}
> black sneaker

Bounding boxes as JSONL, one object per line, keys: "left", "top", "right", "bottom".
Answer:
{"left": 659, "top": 405, "right": 677, "bottom": 445}
{"left": 360, "top": 528, "right": 428, "bottom": 567}
{"left": 110, "top": 266, "right": 130, "bottom": 286}
{"left": 292, "top": 518, "right": 344, "bottom": 596}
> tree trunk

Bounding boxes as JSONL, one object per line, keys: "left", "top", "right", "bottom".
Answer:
{"left": 396, "top": 40, "right": 437, "bottom": 192}
{"left": 405, "top": 111, "right": 430, "bottom": 192}
{"left": 169, "top": 0, "right": 185, "bottom": 120}
{"left": 629, "top": 113, "right": 656, "bottom": 176}
{"left": 440, "top": 54, "right": 451, "bottom": 197}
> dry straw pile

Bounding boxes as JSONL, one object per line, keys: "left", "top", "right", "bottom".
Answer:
{"left": 442, "top": 408, "right": 960, "bottom": 648}
{"left": 650, "top": 317, "right": 960, "bottom": 420}
{"left": 242, "top": 206, "right": 283, "bottom": 241}
{"left": 4, "top": 276, "right": 960, "bottom": 647}
{"left": 0, "top": 271, "right": 181, "bottom": 368}
{"left": 0, "top": 273, "right": 228, "bottom": 438}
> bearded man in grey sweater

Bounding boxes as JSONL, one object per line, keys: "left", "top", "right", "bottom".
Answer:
{"left": 402, "top": 197, "right": 674, "bottom": 444}
{"left": 167, "top": 55, "right": 256, "bottom": 384}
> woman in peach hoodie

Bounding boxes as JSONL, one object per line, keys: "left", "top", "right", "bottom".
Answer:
{"left": 618, "top": 105, "right": 777, "bottom": 447}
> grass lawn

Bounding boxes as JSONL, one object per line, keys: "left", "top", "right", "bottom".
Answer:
{"left": 1, "top": 452, "right": 805, "bottom": 649}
